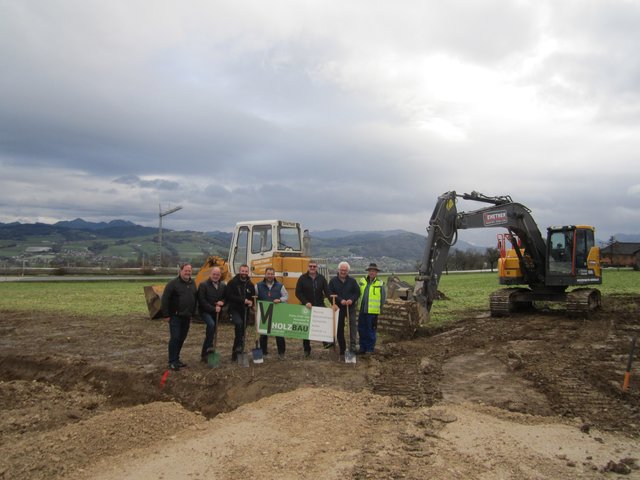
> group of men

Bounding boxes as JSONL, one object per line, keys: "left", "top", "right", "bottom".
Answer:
{"left": 160, "top": 261, "right": 386, "bottom": 371}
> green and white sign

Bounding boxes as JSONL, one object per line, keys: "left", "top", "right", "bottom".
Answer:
{"left": 256, "top": 301, "right": 335, "bottom": 343}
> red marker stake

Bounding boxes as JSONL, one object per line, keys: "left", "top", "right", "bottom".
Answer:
{"left": 623, "top": 335, "right": 637, "bottom": 392}
{"left": 160, "top": 370, "right": 170, "bottom": 389}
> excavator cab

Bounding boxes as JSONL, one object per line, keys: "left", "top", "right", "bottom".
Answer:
{"left": 546, "top": 226, "right": 601, "bottom": 285}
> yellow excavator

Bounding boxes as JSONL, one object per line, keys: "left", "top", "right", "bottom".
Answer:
{"left": 144, "top": 220, "right": 325, "bottom": 319}
{"left": 413, "top": 191, "right": 602, "bottom": 320}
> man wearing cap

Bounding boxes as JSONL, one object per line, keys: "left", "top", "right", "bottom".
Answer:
{"left": 357, "top": 263, "right": 386, "bottom": 354}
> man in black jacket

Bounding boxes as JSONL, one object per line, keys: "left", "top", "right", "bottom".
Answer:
{"left": 225, "top": 264, "right": 256, "bottom": 361}
{"left": 295, "top": 261, "right": 330, "bottom": 357}
{"left": 197, "top": 266, "right": 226, "bottom": 362}
{"left": 161, "top": 263, "right": 197, "bottom": 371}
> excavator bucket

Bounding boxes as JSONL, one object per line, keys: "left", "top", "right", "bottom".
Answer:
{"left": 143, "top": 285, "right": 165, "bottom": 319}
{"left": 376, "top": 275, "right": 430, "bottom": 339}
{"left": 377, "top": 299, "right": 425, "bottom": 339}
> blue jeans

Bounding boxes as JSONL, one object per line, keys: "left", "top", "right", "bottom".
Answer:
{"left": 358, "top": 312, "right": 377, "bottom": 353}
{"left": 168, "top": 315, "right": 191, "bottom": 364}
{"left": 200, "top": 311, "right": 217, "bottom": 358}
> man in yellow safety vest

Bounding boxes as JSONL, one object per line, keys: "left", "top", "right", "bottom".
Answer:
{"left": 357, "top": 263, "right": 386, "bottom": 354}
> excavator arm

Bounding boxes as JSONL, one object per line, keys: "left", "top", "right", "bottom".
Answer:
{"left": 414, "top": 191, "right": 548, "bottom": 314}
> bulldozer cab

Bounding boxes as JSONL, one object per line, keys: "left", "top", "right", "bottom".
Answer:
{"left": 230, "top": 220, "right": 303, "bottom": 272}
{"left": 546, "top": 226, "right": 601, "bottom": 285}
{"left": 229, "top": 220, "right": 320, "bottom": 295}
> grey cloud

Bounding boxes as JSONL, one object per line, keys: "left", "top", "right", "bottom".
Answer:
{"left": 112, "top": 175, "right": 179, "bottom": 190}
{"left": 532, "top": 1, "right": 640, "bottom": 123}
{"left": 0, "top": 1, "right": 638, "bottom": 244}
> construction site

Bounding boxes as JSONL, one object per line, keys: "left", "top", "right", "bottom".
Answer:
{"left": 1, "top": 289, "right": 639, "bottom": 479}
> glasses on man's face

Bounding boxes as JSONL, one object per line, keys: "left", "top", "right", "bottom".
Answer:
{"left": 309, "top": 265, "right": 317, "bottom": 268}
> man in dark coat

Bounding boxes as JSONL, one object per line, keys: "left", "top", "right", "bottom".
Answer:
{"left": 328, "top": 261, "right": 360, "bottom": 356}
{"left": 161, "top": 263, "right": 197, "bottom": 371}
{"left": 295, "top": 260, "right": 330, "bottom": 357}
{"left": 197, "top": 266, "right": 226, "bottom": 362}
{"left": 225, "top": 264, "right": 256, "bottom": 361}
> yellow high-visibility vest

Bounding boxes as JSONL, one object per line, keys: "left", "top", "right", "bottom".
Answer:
{"left": 359, "top": 277, "right": 383, "bottom": 314}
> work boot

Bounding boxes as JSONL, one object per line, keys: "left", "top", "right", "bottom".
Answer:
{"left": 177, "top": 360, "right": 188, "bottom": 368}
{"left": 169, "top": 362, "right": 180, "bottom": 371}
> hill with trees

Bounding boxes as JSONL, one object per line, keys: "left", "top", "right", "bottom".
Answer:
{"left": 0, "top": 219, "right": 498, "bottom": 272}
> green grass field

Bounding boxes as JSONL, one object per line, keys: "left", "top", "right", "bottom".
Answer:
{"left": 0, "top": 270, "right": 637, "bottom": 326}
{"left": 0, "top": 280, "right": 154, "bottom": 317}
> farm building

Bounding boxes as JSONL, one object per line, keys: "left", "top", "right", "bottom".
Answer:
{"left": 600, "top": 241, "right": 640, "bottom": 269}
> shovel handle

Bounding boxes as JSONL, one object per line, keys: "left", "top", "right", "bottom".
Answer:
{"left": 253, "top": 295, "right": 259, "bottom": 333}
{"left": 330, "top": 295, "right": 337, "bottom": 345}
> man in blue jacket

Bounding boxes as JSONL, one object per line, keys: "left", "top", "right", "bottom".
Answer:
{"left": 256, "top": 267, "right": 288, "bottom": 358}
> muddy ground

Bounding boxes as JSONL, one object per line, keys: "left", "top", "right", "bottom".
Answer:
{"left": 1, "top": 293, "right": 639, "bottom": 479}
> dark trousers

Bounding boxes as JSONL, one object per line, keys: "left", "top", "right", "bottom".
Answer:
{"left": 337, "top": 306, "right": 357, "bottom": 354}
{"left": 260, "top": 334, "right": 285, "bottom": 355}
{"left": 200, "top": 311, "right": 217, "bottom": 358}
{"left": 231, "top": 309, "right": 247, "bottom": 355}
{"left": 168, "top": 315, "right": 191, "bottom": 364}
{"left": 358, "top": 312, "right": 378, "bottom": 353}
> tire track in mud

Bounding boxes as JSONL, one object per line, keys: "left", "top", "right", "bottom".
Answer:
{"left": 523, "top": 308, "right": 640, "bottom": 435}
{"left": 367, "top": 341, "right": 443, "bottom": 408}
{"left": 368, "top": 294, "right": 640, "bottom": 437}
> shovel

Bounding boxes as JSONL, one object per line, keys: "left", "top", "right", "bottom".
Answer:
{"left": 330, "top": 295, "right": 339, "bottom": 362}
{"left": 344, "top": 305, "right": 356, "bottom": 364}
{"left": 207, "top": 320, "right": 221, "bottom": 368}
{"left": 252, "top": 340, "right": 264, "bottom": 363}
{"left": 251, "top": 295, "right": 264, "bottom": 364}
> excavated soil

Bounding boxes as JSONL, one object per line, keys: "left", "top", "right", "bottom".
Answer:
{"left": 1, "top": 293, "right": 639, "bottom": 479}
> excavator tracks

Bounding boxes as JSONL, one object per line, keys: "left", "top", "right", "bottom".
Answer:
{"left": 490, "top": 287, "right": 602, "bottom": 317}
{"left": 566, "top": 288, "right": 602, "bottom": 316}
{"left": 489, "top": 288, "right": 529, "bottom": 316}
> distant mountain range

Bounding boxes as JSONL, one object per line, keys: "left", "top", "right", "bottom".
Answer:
{"left": 1, "top": 219, "right": 637, "bottom": 270}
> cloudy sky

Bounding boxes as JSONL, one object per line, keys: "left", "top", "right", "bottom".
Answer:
{"left": 1, "top": 0, "right": 639, "bottom": 246}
